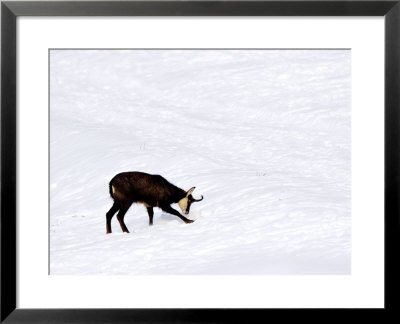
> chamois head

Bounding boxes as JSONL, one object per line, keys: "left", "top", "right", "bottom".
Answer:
{"left": 178, "top": 187, "right": 204, "bottom": 215}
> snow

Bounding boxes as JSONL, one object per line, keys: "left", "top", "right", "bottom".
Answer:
{"left": 50, "top": 49, "right": 351, "bottom": 275}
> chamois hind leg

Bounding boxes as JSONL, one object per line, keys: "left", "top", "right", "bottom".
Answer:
{"left": 106, "top": 201, "right": 120, "bottom": 234}
{"left": 162, "top": 205, "right": 194, "bottom": 224}
{"left": 147, "top": 207, "right": 154, "bottom": 226}
{"left": 116, "top": 202, "right": 132, "bottom": 233}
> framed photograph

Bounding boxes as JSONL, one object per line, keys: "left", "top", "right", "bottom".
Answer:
{"left": 1, "top": 0, "right": 399, "bottom": 322}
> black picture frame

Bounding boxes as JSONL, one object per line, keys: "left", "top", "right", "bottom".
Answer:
{"left": 1, "top": 1, "right": 399, "bottom": 322}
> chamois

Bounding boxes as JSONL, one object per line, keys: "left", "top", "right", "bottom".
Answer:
{"left": 106, "top": 171, "right": 203, "bottom": 233}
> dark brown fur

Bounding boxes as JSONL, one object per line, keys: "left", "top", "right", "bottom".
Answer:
{"left": 106, "top": 171, "right": 203, "bottom": 233}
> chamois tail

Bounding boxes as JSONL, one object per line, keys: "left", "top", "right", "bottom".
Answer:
{"left": 109, "top": 182, "right": 114, "bottom": 199}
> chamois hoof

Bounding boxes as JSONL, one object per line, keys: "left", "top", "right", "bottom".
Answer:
{"left": 185, "top": 219, "right": 194, "bottom": 224}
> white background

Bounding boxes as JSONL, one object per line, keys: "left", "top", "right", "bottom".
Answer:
{"left": 17, "top": 17, "right": 384, "bottom": 308}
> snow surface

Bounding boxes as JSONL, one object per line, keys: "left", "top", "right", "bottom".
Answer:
{"left": 50, "top": 49, "right": 351, "bottom": 275}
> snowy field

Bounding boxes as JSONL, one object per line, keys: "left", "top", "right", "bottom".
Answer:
{"left": 50, "top": 49, "right": 351, "bottom": 275}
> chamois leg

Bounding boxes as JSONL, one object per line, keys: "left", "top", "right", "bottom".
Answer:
{"left": 147, "top": 207, "right": 154, "bottom": 226}
{"left": 162, "top": 205, "right": 194, "bottom": 224}
{"left": 106, "top": 201, "right": 120, "bottom": 234}
{"left": 116, "top": 202, "right": 132, "bottom": 233}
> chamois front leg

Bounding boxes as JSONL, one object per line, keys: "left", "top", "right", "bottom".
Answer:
{"left": 162, "top": 205, "right": 194, "bottom": 224}
{"left": 146, "top": 207, "right": 154, "bottom": 226}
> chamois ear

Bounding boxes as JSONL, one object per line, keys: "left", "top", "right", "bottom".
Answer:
{"left": 186, "top": 187, "right": 196, "bottom": 196}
